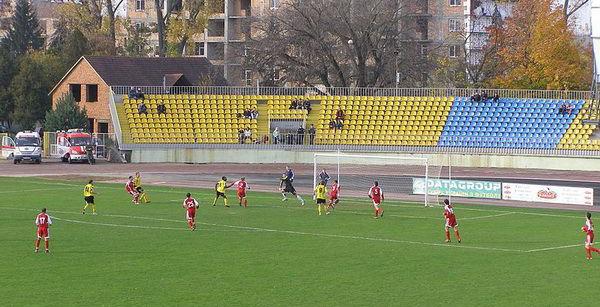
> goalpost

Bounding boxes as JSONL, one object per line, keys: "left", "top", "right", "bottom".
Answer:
{"left": 313, "top": 152, "right": 445, "bottom": 207}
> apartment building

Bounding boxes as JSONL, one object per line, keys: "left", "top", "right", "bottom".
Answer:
{"left": 125, "top": 0, "right": 280, "bottom": 86}
{"left": 402, "top": 0, "right": 512, "bottom": 85}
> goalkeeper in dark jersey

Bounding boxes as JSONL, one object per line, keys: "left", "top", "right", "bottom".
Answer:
{"left": 280, "top": 173, "right": 305, "bottom": 206}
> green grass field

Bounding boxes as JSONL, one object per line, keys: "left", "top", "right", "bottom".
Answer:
{"left": 1, "top": 176, "right": 598, "bottom": 306}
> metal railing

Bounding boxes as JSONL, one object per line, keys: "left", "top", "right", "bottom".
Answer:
{"left": 119, "top": 133, "right": 600, "bottom": 158}
{"left": 111, "top": 86, "right": 593, "bottom": 100}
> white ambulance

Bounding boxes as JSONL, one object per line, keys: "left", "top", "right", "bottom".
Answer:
{"left": 1, "top": 131, "right": 42, "bottom": 164}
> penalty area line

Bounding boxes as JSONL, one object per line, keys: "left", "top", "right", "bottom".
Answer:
{"left": 197, "top": 221, "right": 526, "bottom": 253}
{"left": 525, "top": 244, "right": 584, "bottom": 253}
{"left": 51, "top": 216, "right": 254, "bottom": 232}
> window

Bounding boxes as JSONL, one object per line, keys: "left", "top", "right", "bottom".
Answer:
{"left": 449, "top": 0, "right": 461, "bottom": 6}
{"left": 69, "top": 84, "right": 81, "bottom": 102}
{"left": 449, "top": 19, "right": 462, "bottom": 32}
{"left": 136, "top": 0, "right": 145, "bottom": 11}
{"left": 243, "top": 45, "right": 249, "bottom": 57}
{"left": 244, "top": 70, "right": 252, "bottom": 86}
{"left": 194, "top": 42, "right": 205, "bottom": 56}
{"left": 86, "top": 84, "right": 98, "bottom": 102}
{"left": 273, "top": 68, "right": 281, "bottom": 81}
{"left": 420, "top": 44, "right": 428, "bottom": 59}
{"left": 448, "top": 45, "right": 460, "bottom": 58}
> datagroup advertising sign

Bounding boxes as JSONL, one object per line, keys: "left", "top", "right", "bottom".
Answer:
{"left": 412, "top": 178, "right": 502, "bottom": 199}
{"left": 502, "top": 183, "right": 594, "bottom": 206}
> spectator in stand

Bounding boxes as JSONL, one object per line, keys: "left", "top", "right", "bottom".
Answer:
{"left": 262, "top": 135, "right": 269, "bottom": 144}
{"left": 244, "top": 127, "right": 252, "bottom": 143}
{"left": 138, "top": 101, "right": 148, "bottom": 115}
{"left": 272, "top": 127, "right": 280, "bottom": 144}
{"left": 290, "top": 100, "right": 298, "bottom": 110}
{"left": 492, "top": 94, "right": 500, "bottom": 103}
{"left": 136, "top": 88, "right": 145, "bottom": 100}
{"left": 157, "top": 102, "right": 167, "bottom": 114}
{"left": 304, "top": 101, "right": 312, "bottom": 113}
{"left": 335, "top": 118, "right": 344, "bottom": 129}
{"left": 471, "top": 91, "right": 481, "bottom": 102}
{"left": 297, "top": 126, "right": 305, "bottom": 145}
{"left": 335, "top": 109, "right": 345, "bottom": 121}
{"left": 128, "top": 87, "right": 137, "bottom": 99}
{"left": 566, "top": 103, "right": 574, "bottom": 115}
{"left": 308, "top": 124, "right": 316, "bottom": 145}
{"left": 329, "top": 119, "right": 336, "bottom": 129}
{"left": 481, "top": 91, "right": 489, "bottom": 102}
{"left": 559, "top": 103, "right": 566, "bottom": 115}
{"left": 251, "top": 107, "right": 259, "bottom": 119}
{"left": 243, "top": 109, "right": 251, "bottom": 119}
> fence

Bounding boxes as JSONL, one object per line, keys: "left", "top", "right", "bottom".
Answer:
{"left": 119, "top": 133, "right": 600, "bottom": 158}
{"left": 111, "top": 86, "right": 593, "bottom": 101}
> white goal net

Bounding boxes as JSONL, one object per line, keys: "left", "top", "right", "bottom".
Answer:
{"left": 313, "top": 152, "right": 445, "bottom": 206}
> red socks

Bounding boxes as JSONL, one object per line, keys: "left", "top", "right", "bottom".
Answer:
{"left": 454, "top": 230, "right": 462, "bottom": 242}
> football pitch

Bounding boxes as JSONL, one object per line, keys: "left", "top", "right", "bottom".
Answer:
{"left": 1, "top": 176, "right": 597, "bottom": 306}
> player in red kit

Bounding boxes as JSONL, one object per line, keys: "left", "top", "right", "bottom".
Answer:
{"left": 327, "top": 179, "right": 340, "bottom": 211}
{"left": 34, "top": 208, "right": 52, "bottom": 253}
{"left": 125, "top": 176, "right": 140, "bottom": 205}
{"left": 582, "top": 212, "right": 600, "bottom": 259}
{"left": 234, "top": 177, "right": 250, "bottom": 207}
{"left": 183, "top": 193, "right": 200, "bottom": 231}
{"left": 443, "top": 199, "right": 461, "bottom": 243}
{"left": 368, "top": 181, "right": 384, "bottom": 219}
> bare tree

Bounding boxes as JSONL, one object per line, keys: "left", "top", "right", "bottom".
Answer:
{"left": 563, "top": 0, "right": 590, "bottom": 22}
{"left": 246, "top": 0, "right": 427, "bottom": 88}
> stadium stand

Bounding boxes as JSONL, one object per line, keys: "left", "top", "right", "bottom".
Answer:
{"left": 439, "top": 97, "right": 585, "bottom": 149}
{"left": 316, "top": 96, "right": 452, "bottom": 146}
{"left": 118, "top": 93, "right": 600, "bottom": 150}
{"left": 123, "top": 94, "right": 258, "bottom": 144}
{"left": 558, "top": 103, "right": 600, "bottom": 150}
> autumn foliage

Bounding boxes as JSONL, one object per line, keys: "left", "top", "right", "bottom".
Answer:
{"left": 490, "top": 0, "right": 591, "bottom": 90}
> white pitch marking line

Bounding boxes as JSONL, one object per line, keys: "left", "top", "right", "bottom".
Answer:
{"left": 51, "top": 216, "right": 255, "bottom": 233}
{"left": 526, "top": 244, "right": 584, "bottom": 253}
{"left": 196, "top": 221, "right": 525, "bottom": 253}
{"left": 461, "top": 212, "right": 516, "bottom": 220}
{"left": 0, "top": 187, "right": 76, "bottom": 194}
{"left": 0, "top": 179, "right": 586, "bottom": 220}
{"left": 0, "top": 206, "right": 522, "bottom": 253}
{"left": 52, "top": 216, "right": 188, "bottom": 231}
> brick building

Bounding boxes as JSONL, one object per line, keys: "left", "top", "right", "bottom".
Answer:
{"left": 49, "top": 56, "right": 226, "bottom": 134}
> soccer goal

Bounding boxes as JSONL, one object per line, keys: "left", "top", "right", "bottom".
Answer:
{"left": 313, "top": 152, "right": 445, "bottom": 207}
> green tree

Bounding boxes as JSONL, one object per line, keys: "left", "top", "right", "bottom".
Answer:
{"left": 10, "top": 53, "right": 61, "bottom": 129}
{"left": 122, "top": 19, "right": 152, "bottom": 56}
{"left": 50, "top": 27, "right": 90, "bottom": 70}
{"left": 44, "top": 93, "right": 88, "bottom": 132}
{"left": 2, "top": 0, "right": 43, "bottom": 55}
{"left": 0, "top": 45, "right": 17, "bottom": 127}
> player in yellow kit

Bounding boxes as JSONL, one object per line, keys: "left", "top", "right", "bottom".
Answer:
{"left": 314, "top": 181, "right": 328, "bottom": 216}
{"left": 134, "top": 172, "right": 150, "bottom": 204}
{"left": 82, "top": 180, "right": 97, "bottom": 215}
{"left": 213, "top": 176, "right": 234, "bottom": 207}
